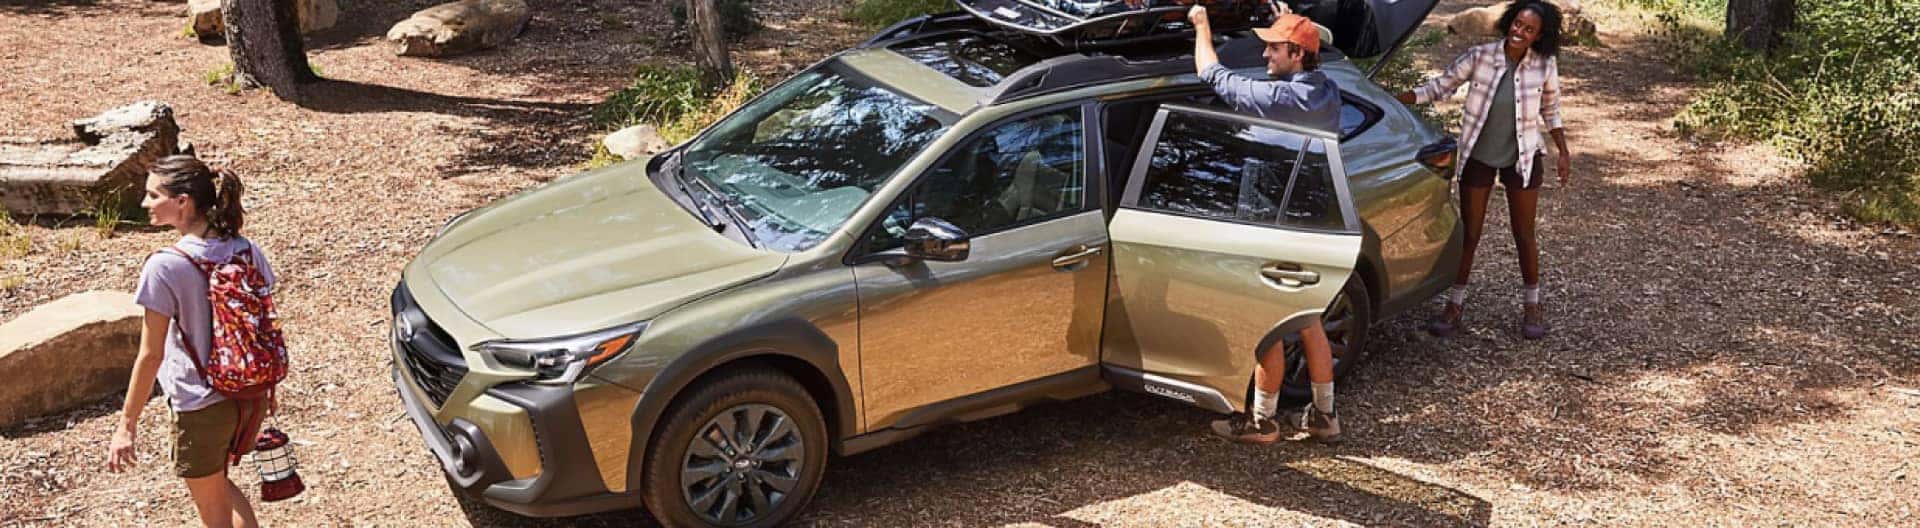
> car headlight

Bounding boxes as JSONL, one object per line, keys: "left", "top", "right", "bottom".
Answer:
{"left": 471, "top": 321, "right": 649, "bottom": 384}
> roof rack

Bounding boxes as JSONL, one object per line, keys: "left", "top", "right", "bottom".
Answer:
{"left": 862, "top": 10, "right": 1270, "bottom": 108}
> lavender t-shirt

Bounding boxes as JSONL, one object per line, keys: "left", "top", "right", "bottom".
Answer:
{"left": 134, "top": 235, "right": 276, "bottom": 412}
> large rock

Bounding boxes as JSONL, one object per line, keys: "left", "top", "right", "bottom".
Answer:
{"left": 1448, "top": 1, "right": 1594, "bottom": 43}
{"left": 386, "top": 0, "right": 531, "bottom": 57}
{"left": 188, "top": 0, "right": 339, "bottom": 40}
{"left": 0, "top": 292, "right": 143, "bottom": 428}
{"left": 1, "top": 101, "right": 180, "bottom": 217}
{"left": 603, "top": 125, "right": 669, "bottom": 160}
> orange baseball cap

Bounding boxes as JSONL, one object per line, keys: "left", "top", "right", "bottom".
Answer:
{"left": 1253, "top": 14, "right": 1321, "bottom": 54}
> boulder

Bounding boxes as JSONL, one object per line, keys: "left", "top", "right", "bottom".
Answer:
{"left": 188, "top": 0, "right": 339, "bottom": 39}
{"left": 0, "top": 291, "right": 143, "bottom": 428}
{"left": 603, "top": 125, "right": 669, "bottom": 160}
{"left": 1, "top": 101, "right": 180, "bottom": 217}
{"left": 386, "top": 0, "right": 532, "bottom": 57}
{"left": 1448, "top": 1, "right": 1589, "bottom": 37}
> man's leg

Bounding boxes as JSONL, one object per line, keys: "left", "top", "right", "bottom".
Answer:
{"left": 1210, "top": 338, "right": 1288, "bottom": 443}
{"left": 1298, "top": 317, "right": 1341, "bottom": 441}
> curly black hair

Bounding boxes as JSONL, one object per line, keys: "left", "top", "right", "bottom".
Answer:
{"left": 1498, "top": 0, "right": 1563, "bottom": 58}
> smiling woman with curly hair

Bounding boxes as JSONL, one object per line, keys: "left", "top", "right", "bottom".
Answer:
{"left": 1396, "top": 0, "right": 1571, "bottom": 340}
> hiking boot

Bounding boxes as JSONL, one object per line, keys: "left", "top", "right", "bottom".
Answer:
{"left": 1209, "top": 412, "right": 1281, "bottom": 444}
{"left": 1427, "top": 302, "right": 1465, "bottom": 337}
{"left": 1521, "top": 302, "right": 1548, "bottom": 340}
{"left": 1298, "top": 405, "right": 1343, "bottom": 443}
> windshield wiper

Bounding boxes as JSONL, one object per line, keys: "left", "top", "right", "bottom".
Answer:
{"left": 705, "top": 191, "right": 761, "bottom": 249}
{"left": 670, "top": 156, "right": 729, "bottom": 233}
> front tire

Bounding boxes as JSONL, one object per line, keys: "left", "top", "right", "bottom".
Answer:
{"left": 642, "top": 367, "right": 828, "bottom": 528}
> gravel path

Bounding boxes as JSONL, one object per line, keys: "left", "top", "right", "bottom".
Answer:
{"left": 3, "top": 1, "right": 1915, "bottom": 526}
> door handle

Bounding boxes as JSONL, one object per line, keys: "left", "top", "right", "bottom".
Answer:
{"left": 1260, "top": 266, "right": 1320, "bottom": 286}
{"left": 1051, "top": 245, "right": 1105, "bottom": 270}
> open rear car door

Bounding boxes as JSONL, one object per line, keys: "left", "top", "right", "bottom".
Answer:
{"left": 1100, "top": 105, "right": 1364, "bottom": 413}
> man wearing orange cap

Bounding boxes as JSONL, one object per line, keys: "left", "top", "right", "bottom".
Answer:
{"left": 1191, "top": 5, "right": 1342, "bottom": 133}
{"left": 1191, "top": 4, "right": 1344, "bottom": 444}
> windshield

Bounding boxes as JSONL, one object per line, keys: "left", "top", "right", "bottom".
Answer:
{"left": 680, "top": 61, "right": 957, "bottom": 252}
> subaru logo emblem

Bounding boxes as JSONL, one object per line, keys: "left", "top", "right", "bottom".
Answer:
{"left": 395, "top": 314, "right": 417, "bottom": 342}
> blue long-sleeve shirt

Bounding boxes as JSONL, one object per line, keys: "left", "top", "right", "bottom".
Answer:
{"left": 1199, "top": 63, "right": 1342, "bottom": 135}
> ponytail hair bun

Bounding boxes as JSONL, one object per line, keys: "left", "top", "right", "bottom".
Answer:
{"left": 153, "top": 155, "right": 247, "bottom": 238}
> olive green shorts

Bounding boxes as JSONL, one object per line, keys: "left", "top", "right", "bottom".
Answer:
{"left": 172, "top": 399, "right": 238, "bottom": 479}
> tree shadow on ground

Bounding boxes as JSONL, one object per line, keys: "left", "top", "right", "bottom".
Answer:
{"left": 457, "top": 393, "right": 1492, "bottom": 528}
{"left": 292, "top": 78, "right": 595, "bottom": 177}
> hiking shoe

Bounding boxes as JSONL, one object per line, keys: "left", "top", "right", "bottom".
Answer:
{"left": 1521, "top": 302, "right": 1548, "bottom": 340}
{"left": 1298, "top": 405, "right": 1343, "bottom": 443}
{"left": 1209, "top": 412, "right": 1281, "bottom": 444}
{"left": 1427, "top": 302, "right": 1465, "bottom": 337}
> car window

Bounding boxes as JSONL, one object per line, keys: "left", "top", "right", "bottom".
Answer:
{"left": 1134, "top": 110, "right": 1305, "bottom": 223}
{"left": 1282, "top": 140, "right": 1347, "bottom": 231}
{"left": 870, "top": 107, "right": 1087, "bottom": 250}
{"left": 1189, "top": 91, "right": 1377, "bottom": 140}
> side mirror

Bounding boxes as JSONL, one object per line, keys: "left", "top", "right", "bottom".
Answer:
{"left": 903, "top": 217, "right": 970, "bottom": 262}
{"left": 1417, "top": 137, "right": 1458, "bottom": 178}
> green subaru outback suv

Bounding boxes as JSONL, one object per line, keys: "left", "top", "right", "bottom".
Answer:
{"left": 392, "top": 2, "right": 1459, "bottom": 526}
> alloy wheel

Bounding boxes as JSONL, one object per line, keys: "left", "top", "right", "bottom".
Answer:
{"left": 680, "top": 403, "right": 805, "bottom": 526}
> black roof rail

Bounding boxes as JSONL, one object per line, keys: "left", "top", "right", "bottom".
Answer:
{"left": 985, "top": 32, "right": 1267, "bottom": 105}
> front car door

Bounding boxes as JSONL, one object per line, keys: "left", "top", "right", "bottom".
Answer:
{"left": 851, "top": 104, "right": 1110, "bottom": 431}
{"left": 1101, "top": 104, "right": 1364, "bottom": 413}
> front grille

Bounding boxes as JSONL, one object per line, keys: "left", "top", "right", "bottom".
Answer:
{"left": 393, "top": 285, "right": 468, "bottom": 407}
{"left": 400, "top": 337, "right": 465, "bottom": 406}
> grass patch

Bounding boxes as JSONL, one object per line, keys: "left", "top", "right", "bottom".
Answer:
{"left": 0, "top": 275, "right": 23, "bottom": 291}
{"left": 588, "top": 67, "right": 764, "bottom": 169}
{"left": 848, "top": 0, "right": 951, "bottom": 28}
{"left": 91, "top": 191, "right": 124, "bottom": 240}
{"left": 54, "top": 233, "right": 84, "bottom": 255}
{"left": 1627, "top": 0, "right": 1920, "bottom": 226}
{"left": 204, "top": 62, "right": 240, "bottom": 94}
{"left": 0, "top": 235, "right": 28, "bottom": 261}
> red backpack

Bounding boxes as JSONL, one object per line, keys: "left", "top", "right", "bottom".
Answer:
{"left": 161, "top": 243, "right": 288, "bottom": 459}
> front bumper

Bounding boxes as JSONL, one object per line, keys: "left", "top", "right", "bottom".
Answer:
{"left": 392, "top": 364, "right": 643, "bottom": 517}
{"left": 390, "top": 285, "right": 642, "bottom": 517}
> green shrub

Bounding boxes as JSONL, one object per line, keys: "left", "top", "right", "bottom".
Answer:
{"left": 588, "top": 68, "right": 763, "bottom": 169}
{"left": 848, "top": 0, "right": 951, "bottom": 29}
{"left": 593, "top": 65, "right": 713, "bottom": 130}
{"left": 1660, "top": 0, "right": 1920, "bottom": 225}
{"left": 670, "top": 0, "right": 761, "bottom": 37}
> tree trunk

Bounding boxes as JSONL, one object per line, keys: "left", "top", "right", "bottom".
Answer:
{"left": 1726, "top": 0, "right": 1796, "bottom": 52}
{"left": 222, "top": 0, "right": 315, "bottom": 102}
{"left": 688, "top": 0, "right": 734, "bottom": 89}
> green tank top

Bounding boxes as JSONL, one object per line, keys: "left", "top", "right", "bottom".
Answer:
{"left": 1469, "top": 61, "right": 1521, "bottom": 168}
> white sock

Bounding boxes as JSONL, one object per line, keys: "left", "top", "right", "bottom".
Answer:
{"left": 1448, "top": 285, "right": 1468, "bottom": 305}
{"left": 1524, "top": 284, "right": 1541, "bottom": 304}
{"left": 1254, "top": 389, "right": 1280, "bottom": 421}
{"left": 1311, "top": 383, "right": 1335, "bottom": 415}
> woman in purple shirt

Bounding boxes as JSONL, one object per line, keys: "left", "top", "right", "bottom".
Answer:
{"left": 108, "top": 155, "right": 273, "bottom": 528}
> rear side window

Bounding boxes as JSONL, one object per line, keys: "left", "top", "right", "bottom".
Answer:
{"left": 1135, "top": 112, "right": 1304, "bottom": 222}
{"left": 1281, "top": 143, "right": 1346, "bottom": 231}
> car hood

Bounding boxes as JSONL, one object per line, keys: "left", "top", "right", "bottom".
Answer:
{"left": 411, "top": 160, "right": 787, "bottom": 339}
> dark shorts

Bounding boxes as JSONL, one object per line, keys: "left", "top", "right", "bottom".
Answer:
{"left": 172, "top": 398, "right": 237, "bottom": 478}
{"left": 1460, "top": 154, "right": 1545, "bottom": 190}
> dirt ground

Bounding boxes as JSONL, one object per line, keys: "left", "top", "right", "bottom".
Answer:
{"left": 2, "top": 0, "right": 1916, "bottom": 526}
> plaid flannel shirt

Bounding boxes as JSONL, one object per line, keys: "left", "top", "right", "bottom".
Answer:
{"left": 1414, "top": 42, "right": 1564, "bottom": 186}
